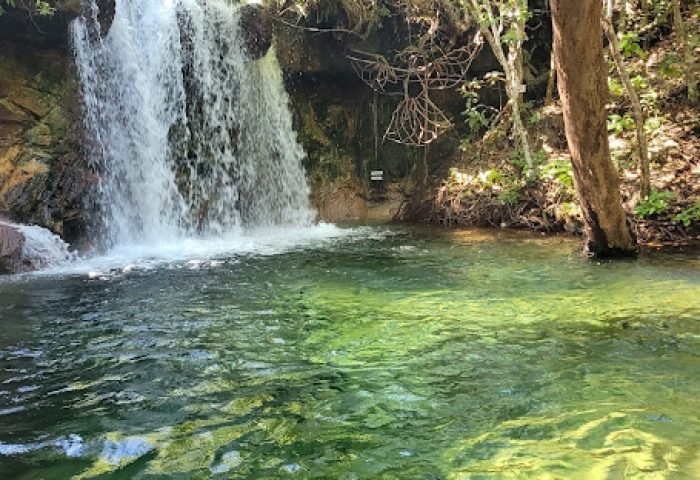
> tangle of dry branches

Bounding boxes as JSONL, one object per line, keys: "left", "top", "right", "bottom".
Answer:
{"left": 348, "top": 33, "right": 483, "bottom": 147}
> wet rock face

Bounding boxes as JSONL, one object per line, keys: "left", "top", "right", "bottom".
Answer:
{"left": 0, "top": 44, "right": 95, "bottom": 246}
{"left": 56, "top": 0, "right": 116, "bottom": 35}
{"left": 0, "top": 0, "right": 116, "bottom": 46}
{"left": 55, "top": 0, "right": 82, "bottom": 17}
{"left": 239, "top": 4, "right": 273, "bottom": 60}
{"left": 93, "top": 0, "right": 116, "bottom": 36}
{"left": 57, "top": 0, "right": 116, "bottom": 36}
{"left": 0, "top": 222, "right": 25, "bottom": 274}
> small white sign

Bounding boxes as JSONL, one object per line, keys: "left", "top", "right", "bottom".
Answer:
{"left": 370, "top": 170, "right": 384, "bottom": 181}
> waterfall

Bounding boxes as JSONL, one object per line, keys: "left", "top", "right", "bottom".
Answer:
{"left": 71, "top": 0, "right": 314, "bottom": 248}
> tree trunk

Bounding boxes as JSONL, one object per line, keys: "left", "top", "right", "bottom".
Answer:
{"left": 551, "top": 0, "right": 637, "bottom": 257}
{"left": 465, "top": 0, "right": 534, "bottom": 176}
{"left": 506, "top": 2, "right": 534, "bottom": 177}
{"left": 674, "top": 0, "right": 697, "bottom": 102}
{"left": 602, "top": 17, "right": 651, "bottom": 198}
{"left": 619, "top": 0, "right": 627, "bottom": 31}
{"left": 545, "top": 48, "right": 557, "bottom": 105}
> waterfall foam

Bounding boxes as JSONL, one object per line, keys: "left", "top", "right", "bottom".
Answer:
{"left": 71, "top": 0, "right": 314, "bottom": 249}
{"left": 0, "top": 222, "right": 75, "bottom": 272}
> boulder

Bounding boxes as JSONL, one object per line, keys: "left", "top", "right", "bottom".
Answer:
{"left": 0, "top": 222, "right": 25, "bottom": 274}
{"left": 239, "top": 4, "right": 273, "bottom": 60}
{"left": 94, "top": 0, "right": 116, "bottom": 36}
{"left": 55, "top": 0, "right": 82, "bottom": 18}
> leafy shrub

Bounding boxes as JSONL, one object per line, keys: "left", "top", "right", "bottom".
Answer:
{"left": 644, "top": 116, "right": 664, "bottom": 132}
{"left": 608, "top": 114, "right": 636, "bottom": 134}
{"left": 498, "top": 186, "right": 520, "bottom": 206}
{"left": 672, "top": 201, "right": 700, "bottom": 227}
{"left": 630, "top": 75, "right": 649, "bottom": 90}
{"left": 510, "top": 148, "right": 546, "bottom": 173}
{"left": 528, "top": 111, "right": 542, "bottom": 125}
{"left": 619, "top": 32, "right": 646, "bottom": 59}
{"left": 541, "top": 158, "right": 574, "bottom": 187}
{"left": 608, "top": 78, "right": 625, "bottom": 97}
{"left": 634, "top": 189, "right": 675, "bottom": 217}
{"left": 659, "top": 52, "right": 683, "bottom": 78}
{"left": 0, "top": 0, "right": 54, "bottom": 15}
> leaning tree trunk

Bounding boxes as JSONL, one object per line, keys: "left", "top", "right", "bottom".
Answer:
{"left": 551, "top": 0, "right": 637, "bottom": 257}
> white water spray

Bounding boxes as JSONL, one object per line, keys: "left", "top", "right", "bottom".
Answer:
{"left": 72, "top": 0, "right": 314, "bottom": 248}
{"left": 0, "top": 222, "right": 75, "bottom": 271}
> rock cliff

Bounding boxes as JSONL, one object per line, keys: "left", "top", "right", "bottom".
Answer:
{"left": 0, "top": 42, "right": 94, "bottom": 245}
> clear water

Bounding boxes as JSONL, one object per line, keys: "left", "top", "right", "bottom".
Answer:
{"left": 1, "top": 227, "right": 699, "bottom": 479}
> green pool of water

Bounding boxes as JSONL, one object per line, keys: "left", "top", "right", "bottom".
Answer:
{"left": 1, "top": 227, "right": 699, "bottom": 479}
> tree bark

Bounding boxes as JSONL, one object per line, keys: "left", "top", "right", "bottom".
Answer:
{"left": 545, "top": 48, "right": 557, "bottom": 105}
{"left": 464, "top": 0, "right": 534, "bottom": 175}
{"left": 674, "top": 0, "right": 697, "bottom": 102}
{"left": 551, "top": 0, "right": 637, "bottom": 257}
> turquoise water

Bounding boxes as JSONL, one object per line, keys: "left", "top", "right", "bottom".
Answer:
{"left": 1, "top": 227, "right": 699, "bottom": 479}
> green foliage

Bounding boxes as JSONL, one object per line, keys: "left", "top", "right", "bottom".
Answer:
{"left": 640, "top": 88, "right": 659, "bottom": 112}
{"left": 0, "top": 0, "right": 54, "bottom": 15}
{"left": 489, "top": 169, "right": 523, "bottom": 206}
{"left": 634, "top": 189, "right": 675, "bottom": 217}
{"left": 618, "top": 32, "right": 646, "bottom": 59}
{"left": 644, "top": 116, "right": 664, "bottom": 133}
{"left": 608, "top": 113, "right": 635, "bottom": 134}
{"left": 445, "top": 166, "right": 524, "bottom": 206}
{"left": 511, "top": 148, "right": 545, "bottom": 173}
{"left": 460, "top": 77, "right": 506, "bottom": 147}
{"left": 658, "top": 52, "right": 683, "bottom": 78}
{"left": 0, "top": 0, "right": 12, "bottom": 14}
{"left": 608, "top": 77, "right": 625, "bottom": 97}
{"left": 527, "top": 111, "right": 542, "bottom": 125}
{"left": 36, "top": 0, "right": 54, "bottom": 15}
{"left": 460, "top": 81, "right": 490, "bottom": 136}
{"left": 497, "top": 185, "right": 520, "bottom": 205}
{"left": 630, "top": 75, "right": 648, "bottom": 90}
{"left": 559, "top": 201, "right": 579, "bottom": 217}
{"left": 611, "top": 149, "right": 633, "bottom": 170}
{"left": 541, "top": 158, "right": 574, "bottom": 188}
{"left": 672, "top": 201, "right": 700, "bottom": 227}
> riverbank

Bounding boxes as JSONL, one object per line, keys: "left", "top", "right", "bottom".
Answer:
{"left": 397, "top": 9, "right": 699, "bottom": 251}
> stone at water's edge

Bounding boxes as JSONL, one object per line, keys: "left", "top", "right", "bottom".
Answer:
{"left": 0, "top": 221, "right": 75, "bottom": 274}
{"left": 239, "top": 4, "right": 273, "bottom": 60}
{"left": 0, "top": 222, "right": 25, "bottom": 274}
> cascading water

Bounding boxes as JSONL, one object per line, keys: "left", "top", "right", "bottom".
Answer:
{"left": 0, "top": 221, "right": 75, "bottom": 272}
{"left": 71, "top": 0, "right": 314, "bottom": 248}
